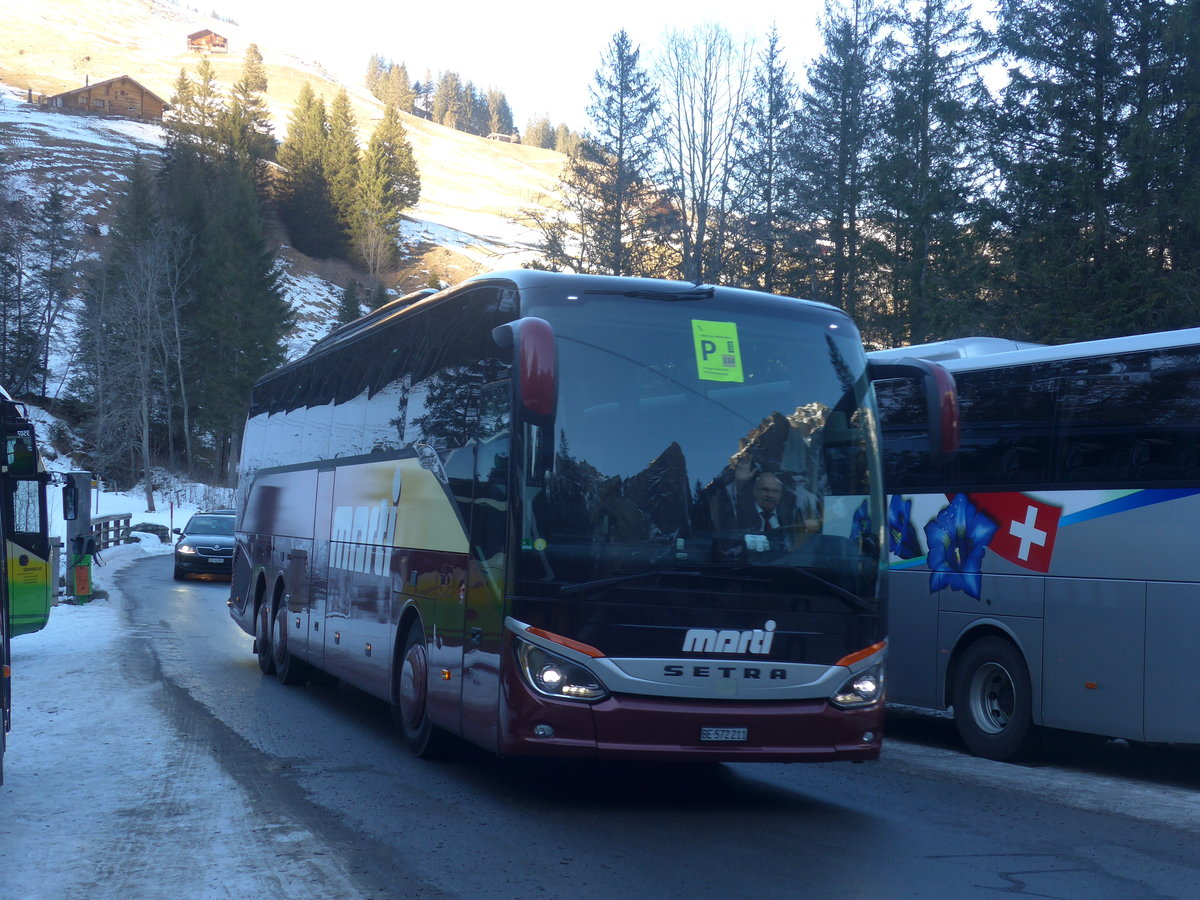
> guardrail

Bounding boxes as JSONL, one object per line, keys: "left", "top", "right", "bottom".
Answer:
{"left": 92, "top": 514, "right": 133, "bottom": 551}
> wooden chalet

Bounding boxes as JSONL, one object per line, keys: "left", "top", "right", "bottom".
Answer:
{"left": 187, "top": 29, "right": 229, "bottom": 53}
{"left": 41, "top": 75, "right": 168, "bottom": 121}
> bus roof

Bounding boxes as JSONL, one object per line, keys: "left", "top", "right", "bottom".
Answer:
{"left": 867, "top": 336, "right": 1042, "bottom": 362}
{"left": 269, "top": 270, "right": 846, "bottom": 385}
{"left": 869, "top": 328, "right": 1200, "bottom": 372}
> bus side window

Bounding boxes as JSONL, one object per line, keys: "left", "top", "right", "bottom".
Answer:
{"left": 1054, "top": 351, "right": 1150, "bottom": 486}
{"left": 875, "top": 377, "right": 937, "bottom": 488}
{"left": 952, "top": 365, "right": 1054, "bottom": 490}
{"left": 7, "top": 434, "right": 36, "bottom": 477}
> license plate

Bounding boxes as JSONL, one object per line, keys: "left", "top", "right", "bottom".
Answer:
{"left": 208, "top": 557, "right": 224, "bottom": 564}
{"left": 700, "top": 727, "right": 748, "bottom": 742}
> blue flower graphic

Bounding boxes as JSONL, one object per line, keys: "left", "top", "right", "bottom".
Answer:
{"left": 888, "top": 494, "right": 922, "bottom": 559}
{"left": 850, "top": 498, "right": 871, "bottom": 540}
{"left": 923, "top": 494, "right": 996, "bottom": 599}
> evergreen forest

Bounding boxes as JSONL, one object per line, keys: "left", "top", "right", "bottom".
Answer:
{"left": 1, "top": 46, "right": 420, "bottom": 502}
{"left": 2, "top": 0, "right": 1197, "bottom": 499}
{"left": 533, "top": 0, "right": 1200, "bottom": 349}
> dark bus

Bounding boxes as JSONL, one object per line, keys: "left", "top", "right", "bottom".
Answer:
{"left": 230, "top": 271, "right": 953, "bottom": 762}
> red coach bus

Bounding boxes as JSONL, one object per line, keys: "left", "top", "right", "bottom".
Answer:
{"left": 229, "top": 271, "right": 954, "bottom": 762}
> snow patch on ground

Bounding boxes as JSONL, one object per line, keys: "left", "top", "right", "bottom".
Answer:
{"left": 0, "top": 540, "right": 362, "bottom": 899}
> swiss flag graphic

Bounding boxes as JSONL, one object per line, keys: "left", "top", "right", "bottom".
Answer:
{"left": 965, "top": 493, "right": 1062, "bottom": 573}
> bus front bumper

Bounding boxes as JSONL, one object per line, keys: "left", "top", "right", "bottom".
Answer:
{"left": 498, "top": 667, "right": 883, "bottom": 762}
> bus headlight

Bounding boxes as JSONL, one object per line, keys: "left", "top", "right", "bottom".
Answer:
{"left": 831, "top": 663, "right": 884, "bottom": 709}
{"left": 516, "top": 641, "right": 608, "bottom": 702}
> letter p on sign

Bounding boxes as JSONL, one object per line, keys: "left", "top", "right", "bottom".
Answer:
{"left": 692, "top": 320, "right": 744, "bottom": 383}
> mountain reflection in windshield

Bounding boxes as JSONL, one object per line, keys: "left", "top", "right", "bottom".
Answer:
{"left": 517, "top": 292, "right": 883, "bottom": 597}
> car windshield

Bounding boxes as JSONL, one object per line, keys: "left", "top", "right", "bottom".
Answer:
{"left": 516, "top": 288, "right": 884, "bottom": 600}
{"left": 186, "top": 515, "right": 234, "bottom": 535}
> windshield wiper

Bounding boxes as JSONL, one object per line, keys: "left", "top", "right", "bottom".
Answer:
{"left": 558, "top": 563, "right": 869, "bottom": 612}
{"left": 780, "top": 566, "right": 871, "bottom": 612}
{"left": 669, "top": 562, "right": 872, "bottom": 612}
{"left": 585, "top": 286, "right": 716, "bottom": 302}
{"left": 559, "top": 569, "right": 705, "bottom": 596}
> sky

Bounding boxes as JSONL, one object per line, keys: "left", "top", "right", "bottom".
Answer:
{"left": 230, "top": 0, "right": 833, "bottom": 129}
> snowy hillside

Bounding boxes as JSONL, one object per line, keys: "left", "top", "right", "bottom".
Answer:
{"left": 0, "top": 78, "right": 557, "bottom": 378}
{"left": 1, "top": 0, "right": 567, "bottom": 373}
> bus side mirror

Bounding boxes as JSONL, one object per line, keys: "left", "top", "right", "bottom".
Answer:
{"left": 492, "top": 316, "right": 557, "bottom": 428}
{"left": 869, "top": 357, "right": 959, "bottom": 461}
{"left": 63, "top": 476, "right": 78, "bottom": 521}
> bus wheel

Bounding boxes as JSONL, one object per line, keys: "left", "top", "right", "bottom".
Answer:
{"left": 272, "top": 604, "right": 308, "bottom": 685}
{"left": 393, "top": 622, "right": 447, "bottom": 758}
{"left": 255, "top": 603, "right": 275, "bottom": 675}
{"left": 952, "top": 636, "right": 1038, "bottom": 761}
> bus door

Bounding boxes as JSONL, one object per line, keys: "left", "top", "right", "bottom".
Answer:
{"left": 459, "top": 384, "right": 511, "bottom": 750}
{"left": 304, "top": 468, "right": 335, "bottom": 671}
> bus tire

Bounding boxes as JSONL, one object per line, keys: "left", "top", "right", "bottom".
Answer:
{"left": 255, "top": 602, "right": 275, "bottom": 675}
{"left": 952, "top": 636, "right": 1039, "bottom": 761}
{"left": 393, "top": 621, "right": 448, "bottom": 758}
{"left": 272, "top": 603, "right": 308, "bottom": 685}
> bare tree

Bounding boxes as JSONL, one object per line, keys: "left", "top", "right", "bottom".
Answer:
{"left": 654, "top": 25, "right": 754, "bottom": 283}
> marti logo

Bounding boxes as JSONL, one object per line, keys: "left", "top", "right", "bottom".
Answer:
{"left": 682, "top": 620, "right": 777, "bottom": 655}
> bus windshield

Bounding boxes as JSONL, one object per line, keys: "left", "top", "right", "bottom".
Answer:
{"left": 518, "top": 290, "right": 884, "bottom": 601}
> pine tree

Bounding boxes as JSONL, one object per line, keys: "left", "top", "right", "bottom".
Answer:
{"left": 554, "top": 123, "right": 581, "bottom": 156}
{"left": 242, "top": 42, "right": 268, "bottom": 93}
{"left": 378, "top": 62, "right": 415, "bottom": 113}
{"left": 26, "top": 181, "right": 79, "bottom": 396}
{"left": 432, "top": 71, "right": 463, "bottom": 129}
{"left": 873, "top": 0, "right": 992, "bottom": 342}
{"left": 989, "top": 0, "right": 1161, "bottom": 340}
{"left": 189, "top": 162, "right": 292, "bottom": 480}
{"left": 222, "top": 75, "right": 275, "bottom": 189}
{"left": 486, "top": 88, "right": 513, "bottom": 135}
{"left": 325, "top": 88, "right": 361, "bottom": 247}
{"left": 525, "top": 115, "right": 555, "bottom": 148}
{"left": 276, "top": 84, "right": 339, "bottom": 257}
{"left": 333, "top": 280, "right": 364, "bottom": 329}
{"left": 731, "top": 26, "right": 801, "bottom": 294}
{"left": 189, "top": 59, "right": 225, "bottom": 161}
{"left": 461, "top": 82, "right": 490, "bottom": 135}
{"left": 794, "top": 0, "right": 888, "bottom": 324}
{"left": 0, "top": 163, "right": 40, "bottom": 393}
{"left": 353, "top": 103, "right": 420, "bottom": 284}
{"left": 157, "top": 77, "right": 292, "bottom": 482}
{"left": 366, "top": 54, "right": 387, "bottom": 93}
{"left": 570, "top": 29, "right": 662, "bottom": 276}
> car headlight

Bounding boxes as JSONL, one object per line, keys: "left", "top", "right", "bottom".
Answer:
{"left": 515, "top": 640, "right": 608, "bottom": 702}
{"left": 831, "top": 662, "right": 884, "bottom": 709}
{"left": 176, "top": 544, "right": 197, "bottom": 555}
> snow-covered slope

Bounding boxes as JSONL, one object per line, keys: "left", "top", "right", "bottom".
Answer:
{"left": 1, "top": 0, "right": 566, "bottom": 363}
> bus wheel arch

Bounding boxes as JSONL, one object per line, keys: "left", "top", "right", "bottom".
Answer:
{"left": 271, "top": 578, "right": 307, "bottom": 685}
{"left": 391, "top": 612, "right": 448, "bottom": 758}
{"left": 253, "top": 572, "right": 274, "bottom": 675}
{"left": 950, "top": 632, "right": 1039, "bottom": 761}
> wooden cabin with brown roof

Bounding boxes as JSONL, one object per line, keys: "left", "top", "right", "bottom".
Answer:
{"left": 41, "top": 76, "right": 168, "bottom": 121}
{"left": 187, "top": 29, "right": 229, "bottom": 53}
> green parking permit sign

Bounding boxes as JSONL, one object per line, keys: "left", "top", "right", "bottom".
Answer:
{"left": 692, "top": 320, "right": 744, "bottom": 382}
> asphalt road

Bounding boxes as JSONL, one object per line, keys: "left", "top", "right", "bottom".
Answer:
{"left": 121, "top": 554, "right": 1200, "bottom": 899}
